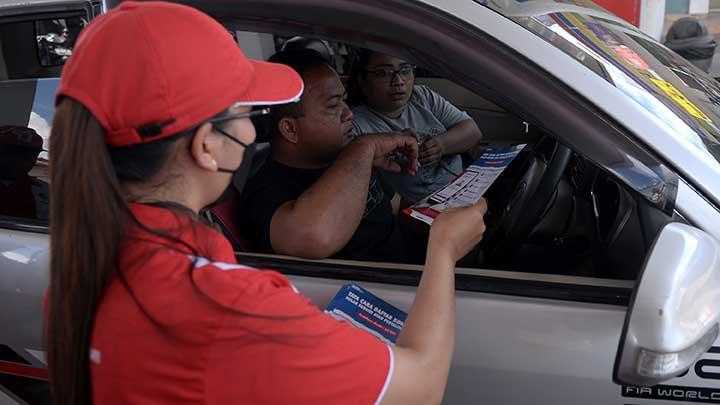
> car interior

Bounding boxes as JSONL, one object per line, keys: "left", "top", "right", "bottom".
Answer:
{"left": 201, "top": 30, "right": 682, "bottom": 281}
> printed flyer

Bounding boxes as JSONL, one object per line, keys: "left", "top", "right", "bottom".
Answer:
{"left": 404, "top": 144, "right": 526, "bottom": 225}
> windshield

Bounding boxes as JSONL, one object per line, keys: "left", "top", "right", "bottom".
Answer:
{"left": 477, "top": 0, "right": 720, "bottom": 167}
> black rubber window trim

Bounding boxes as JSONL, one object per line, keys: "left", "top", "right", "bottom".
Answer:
{"left": 237, "top": 253, "right": 632, "bottom": 307}
{"left": 0, "top": 217, "right": 48, "bottom": 234}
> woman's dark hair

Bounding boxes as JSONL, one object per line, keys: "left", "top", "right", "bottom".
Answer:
{"left": 48, "top": 99, "right": 130, "bottom": 404}
{"left": 46, "top": 99, "right": 204, "bottom": 404}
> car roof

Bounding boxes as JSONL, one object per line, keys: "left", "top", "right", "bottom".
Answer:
{"left": 0, "top": 0, "right": 92, "bottom": 16}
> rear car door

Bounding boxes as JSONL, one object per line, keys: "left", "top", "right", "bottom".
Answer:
{"left": 0, "top": 1, "right": 97, "bottom": 402}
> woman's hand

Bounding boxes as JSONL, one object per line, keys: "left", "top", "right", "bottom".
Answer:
{"left": 428, "top": 198, "right": 488, "bottom": 263}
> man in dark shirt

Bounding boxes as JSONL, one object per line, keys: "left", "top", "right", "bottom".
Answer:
{"left": 240, "top": 49, "right": 418, "bottom": 261}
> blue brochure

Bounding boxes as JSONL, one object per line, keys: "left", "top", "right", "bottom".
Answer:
{"left": 326, "top": 283, "right": 407, "bottom": 345}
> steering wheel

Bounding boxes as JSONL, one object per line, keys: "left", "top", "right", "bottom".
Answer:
{"left": 482, "top": 136, "right": 572, "bottom": 263}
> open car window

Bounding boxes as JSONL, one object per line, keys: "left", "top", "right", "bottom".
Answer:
{"left": 206, "top": 29, "right": 682, "bottom": 283}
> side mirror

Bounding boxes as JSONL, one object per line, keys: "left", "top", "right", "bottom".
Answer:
{"left": 615, "top": 223, "right": 720, "bottom": 386}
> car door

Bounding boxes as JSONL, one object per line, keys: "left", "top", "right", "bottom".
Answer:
{"left": 233, "top": 253, "right": 632, "bottom": 404}
{"left": 0, "top": 1, "right": 95, "bottom": 403}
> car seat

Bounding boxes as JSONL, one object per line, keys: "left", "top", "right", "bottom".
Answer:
{"left": 207, "top": 142, "right": 271, "bottom": 251}
{"left": 0, "top": 37, "right": 8, "bottom": 80}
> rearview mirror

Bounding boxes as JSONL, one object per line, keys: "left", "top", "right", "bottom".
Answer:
{"left": 35, "top": 16, "right": 86, "bottom": 66}
{"left": 614, "top": 223, "right": 720, "bottom": 386}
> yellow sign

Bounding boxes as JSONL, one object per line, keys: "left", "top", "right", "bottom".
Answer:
{"left": 650, "top": 77, "right": 712, "bottom": 124}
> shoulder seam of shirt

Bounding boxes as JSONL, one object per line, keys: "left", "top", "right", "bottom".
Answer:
{"left": 188, "top": 255, "right": 259, "bottom": 272}
{"left": 411, "top": 84, "right": 431, "bottom": 102}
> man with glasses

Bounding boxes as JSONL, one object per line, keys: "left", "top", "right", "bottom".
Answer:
{"left": 350, "top": 50, "right": 484, "bottom": 204}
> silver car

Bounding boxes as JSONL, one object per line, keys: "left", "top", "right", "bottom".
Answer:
{"left": 2, "top": 0, "right": 720, "bottom": 404}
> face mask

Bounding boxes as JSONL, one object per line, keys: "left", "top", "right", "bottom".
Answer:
{"left": 213, "top": 126, "right": 256, "bottom": 199}
{"left": 225, "top": 142, "right": 256, "bottom": 194}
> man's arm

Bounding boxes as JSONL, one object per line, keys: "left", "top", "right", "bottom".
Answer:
{"left": 269, "top": 134, "right": 418, "bottom": 259}
{"left": 420, "top": 119, "right": 483, "bottom": 166}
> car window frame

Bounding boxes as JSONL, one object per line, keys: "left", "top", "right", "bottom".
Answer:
{"left": 0, "top": 0, "right": 95, "bottom": 20}
{"left": 201, "top": 1, "right": 689, "bottom": 301}
{"left": 237, "top": 252, "right": 634, "bottom": 306}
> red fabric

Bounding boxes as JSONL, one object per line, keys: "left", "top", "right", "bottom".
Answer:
{"left": 91, "top": 204, "right": 391, "bottom": 404}
{"left": 208, "top": 189, "right": 254, "bottom": 251}
{"left": 592, "top": 0, "right": 640, "bottom": 26}
{"left": 57, "top": 1, "right": 303, "bottom": 147}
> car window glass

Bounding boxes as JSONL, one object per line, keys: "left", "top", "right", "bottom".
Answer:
{"left": 0, "top": 14, "right": 86, "bottom": 80}
{"left": 0, "top": 77, "right": 56, "bottom": 225}
{"left": 478, "top": 3, "right": 720, "bottom": 172}
{"left": 36, "top": 17, "right": 83, "bottom": 67}
{"left": 0, "top": 126, "right": 49, "bottom": 223}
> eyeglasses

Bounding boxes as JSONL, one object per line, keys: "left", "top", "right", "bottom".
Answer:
{"left": 210, "top": 107, "right": 270, "bottom": 149}
{"left": 208, "top": 107, "right": 270, "bottom": 126}
{"left": 364, "top": 65, "right": 416, "bottom": 82}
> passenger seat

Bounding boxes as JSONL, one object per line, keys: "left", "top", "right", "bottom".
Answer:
{"left": 0, "top": 37, "right": 8, "bottom": 80}
{"left": 207, "top": 142, "right": 271, "bottom": 251}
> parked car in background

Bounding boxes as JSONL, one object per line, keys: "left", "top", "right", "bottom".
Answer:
{"left": 2, "top": 0, "right": 720, "bottom": 403}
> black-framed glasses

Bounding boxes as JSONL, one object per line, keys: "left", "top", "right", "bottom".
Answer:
{"left": 209, "top": 107, "right": 270, "bottom": 148}
{"left": 364, "top": 65, "right": 416, "bottom": 82}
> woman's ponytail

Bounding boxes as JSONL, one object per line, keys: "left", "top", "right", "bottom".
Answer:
{"left": 46, "top": 99, "right": 128, "bottom": 405}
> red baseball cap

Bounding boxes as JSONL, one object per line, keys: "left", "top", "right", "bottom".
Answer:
{"left": 57, "top": 1, "right": 303, "bottom": 147}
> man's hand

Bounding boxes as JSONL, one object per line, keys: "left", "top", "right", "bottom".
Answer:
{"left": 359, "top": 131, "right": 419, "bottom": 175}
{"left": 419, "top": 136, "right": 444, "bottom": 166}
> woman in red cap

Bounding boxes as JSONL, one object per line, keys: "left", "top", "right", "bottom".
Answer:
{"left": 46, "top": 2, "right": 487, "bottom": 404}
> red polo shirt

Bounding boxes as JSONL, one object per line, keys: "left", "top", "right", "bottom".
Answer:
{"left": 91, "top": 203, "right": 392, "bottom": 404}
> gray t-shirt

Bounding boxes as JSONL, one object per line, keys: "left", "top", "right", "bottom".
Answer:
{"left": 351, "top": 85, "right": 471, "bottom": 203}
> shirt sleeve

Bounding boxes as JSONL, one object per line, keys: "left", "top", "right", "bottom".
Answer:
{"left": 351, "top": 106, "right": 394, "bottom": 136}
{"left": 414, "top": 85, "right": 471, "bottom": 129}
{"left": 192, "top": 263, "right": 393, "bottom": 405}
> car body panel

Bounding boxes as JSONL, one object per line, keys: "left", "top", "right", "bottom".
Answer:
{"left": 0, "top": 228, "right": 47, "bottom": 368}
{"left": 291, "top": 275, "right": 627, "bottom": 404}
